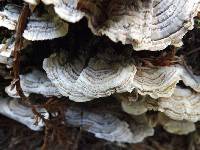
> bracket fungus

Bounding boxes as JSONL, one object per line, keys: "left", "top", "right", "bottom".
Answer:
{"left": 121, "top": 99, "right": 196, "bottom": 135}
{"left": 158, "top": 87, "right": 200, "bottom": 122}
{"left": 35, "top": 0, "right": 200, "bottom": 51}
{"left": 0, "top": 0, "right": 200, "bottom": 147}
{"left": 0, "top": 4, "right": 68, "bottom": 41}
{"left": 157, "top": 113, "right": 196, "bottom": 135}
{"left": 43, "top": 51, "right": 137, "bottom": 102}
{"left": 0, "top": 98, "right": 153, "bottom": 143}
{"left": 132, "top": 66, "right": 181, "bottom": 98}
{"left": 131, "top": 64, "right": 200, "bottom": 99}
{"left": 0, "top": 97, "right": 45, "bottom": 131}
{"left": 121, "top": 86, "right": 200, "bottom": 122}
{"left": 43, "top": 50, "right": 200, "bottom": 101}
{"left": 42, "top": 0, "right": 85, "bottom": 23}
{"left": 65, "top": 106, "right": 146, "bottom": 143}
{"left": 5, "top": 70, "right": 61, "bottom": 98}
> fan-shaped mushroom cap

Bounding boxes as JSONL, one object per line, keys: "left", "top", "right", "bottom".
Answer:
{"left": 132, "top": 66, "right": 181, "bottom": 98}
{"left": 42, "top": 0, "right": 85, "bottom": 23}
{"left": 158, "top": 87, "right": 200, "bottom": 122}
{"left": 43, "top": 50, "right": 200, "bottom": 101}
{"left": 0, "top": 97, "right": 153, "bottom": 143}
{"left": 5, "top": 70, "right": 61, "bottom": 98}
{"left": 132, "top": 64, "right": 200, "bottom": 98}
{"left": 40, "top": 0, "right": 200, "bottom": 51}
{"left": 43, "top": 51, "right": 137, "bottom": 102}
{"left": 23, "top": 9, "right": 68, "bottom": 40}
{"left": 0, "top": 4, "right": 68, "bottom": 41}
{"left": 157, "top": 113, "right": 196, "bottom": 135}
{"left": 120, "top": 86, "right": 200, "bottom": 122}
{"left": 65, "top": 106, "right": 137, "bottom": 143}
{"left": 43, "top": 52, "right": 87, "bottom": 101}
{"left": 0, "top": 97, "right": 45, "bottom": 130}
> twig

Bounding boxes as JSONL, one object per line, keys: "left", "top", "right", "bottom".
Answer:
{"left": 13, "top": 3, "right": 30, "bottom": 103}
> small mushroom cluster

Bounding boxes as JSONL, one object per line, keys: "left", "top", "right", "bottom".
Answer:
{"left": 0, "top": 0, "right": 200, "bottom": 146}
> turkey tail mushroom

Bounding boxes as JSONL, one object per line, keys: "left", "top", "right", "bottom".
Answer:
{"left": 65, "top": 106, "right": 147, "bottom": 143}
{"left": 0, "top": 98, "right": 153, "bottom": 143}
{"left": 0, "top": 97, "right": 45, "bottom": 131}
{"left": 0, "top": 4, "right": 68, "bottom": 41}
{"left": 158, "top": 86, "right": 200, "bottom": 122}
{"left": 42, "top": 0, "right": 85, "bottom": 23}
{"left": 120, "top": 86, "right": 200, "bottom": 122}
{"left": 5, "top": 70, "right": 61, "bottom": 98}
{"left": 132, "top": 64, "right": 200, "bottom": 99}
{"left": 39, "top": 0, "right": 200, "bottom": 51}
{"left": 157, "top": 113, "right": 196, "bottom": 135}
{"left": 43, "top": 51, "right": 137, "bottom": 102}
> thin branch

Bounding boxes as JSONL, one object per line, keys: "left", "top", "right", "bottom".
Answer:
{"left": 13, "top": 3, "right": 30, "bottom": 103}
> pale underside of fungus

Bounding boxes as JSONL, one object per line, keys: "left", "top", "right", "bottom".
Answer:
{"left": 120, "top": 86, "right": 200, "bottom": 122}
{"left": 120, "top": 102, "right": 196, "bottom": 135}
{"left": 145, "top": 112, "right": 196, "bottom": 135}
{"left": 157, "top": 113, "right": 196, "bottom": 135}
{"left": 0, "top": 4, "right": 68, "bottom": 41}
{"left": 33, "top": 0, "right": 200, "bottom": 51}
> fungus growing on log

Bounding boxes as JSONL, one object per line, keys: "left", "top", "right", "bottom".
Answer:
{"left": 0, "top": 98, "right": 154, "bottom": 143}
{"left": 5, "top": 70, "right": 61, "bottom": 98}
{"left": 0, "top": 4, "right": 68, "bottom": 41}
{"left": 120, "top": 86, "right": 200, "bottom": 122}
{"left": 0, "top": 0, "right": 200, "bottom": 148}
{"left": 37, "top": 0, "right": 200, "bottom": 51}
{"left": 43, "top": 51, "right": 137, "bottom": 102}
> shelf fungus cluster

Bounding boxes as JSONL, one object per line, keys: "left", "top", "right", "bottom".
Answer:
{"left": 0, "top": 0, "right": 200, "bottom": 146}
{"left": 27, "top": 0, "right": 200, "bottom": 51}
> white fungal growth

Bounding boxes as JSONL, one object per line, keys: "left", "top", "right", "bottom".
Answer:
{"left": 0, "top": 97, "right": 45, "bottom": 131}
{"left": 39, "top": 0, "right": 200, "bottom": 51}
{"left": 0, "top": 98, "right": 153, "bottom": 143}
{"left": 120, "top": 86, "right": 200, "bottom": 122}
{"left": 5, "top": 70, "right": 61, "bottom": 98}
{"left": 0, "top": 4, "right": 68, "bottom": 41}
{"left": 43, "top": 51, "right": 137, "bottom": 102}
